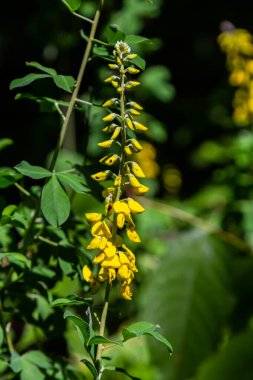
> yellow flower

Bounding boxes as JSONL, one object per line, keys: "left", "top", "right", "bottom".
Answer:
{"left": 127, "top": 198, "right": 144, "bottom": 213}
{"left": 111, "top": 127, "right": 121, "bottom": 140}
{"left": 91, "top": 170, "right": 110, "bottom": 181}
{"left": 102, "top": 98, "right": 118, "bottom": 107}
{"left": 99, "top": 154, "right": 119, "bottom": 166}
{"left": 101, "top": 255, "right": 121, "bottom": 268}
{"left": 126, "top": 227, "right": 141, "bottom": 243}
{"left": 93, "top": 252, "right": 105, "bottom": 264}
{"left": 85, "top": 213, "right": 102, "bottom": 223}
{"left": 125, "top": 117, "right": 135, "bottom": 131}
{"left": 131, "top": 184, "right": 150, "bottom": 195}
{"left": 117, "top": 213, "right": 125, "bottom": 229}
{"left": 121, "top": 285, "right": 132, "bottom": 300}
{"left": 103, "top": 113, "right": 117, "bottom": 122}
{"left": 114, "top": 175, "right": 121, "bottom": 187}
{"left": 113, "top": 200, "right": 130, "bottom": 215}
{"left": 132, "top": 162, "right": 145, "bottom": 178}
{"left": 91, "top": 220, "right": 112, "bottom": 238}
{"left": 87, "top": 235, "right": 107, "bottom": 250}
{"left": 127, "top": 67, "right": 140, "bottom": 74}
{"left": 126, "top": 53, "right": 137, "bottom": 60}
{"left": 128, "top": 174, "right": 142, "bottom": 188}
{"left": 83, "top": 265, "right": 95, "bottom": 283}
{"left": 133, "top": 121, "right": 148, "bottom": 131}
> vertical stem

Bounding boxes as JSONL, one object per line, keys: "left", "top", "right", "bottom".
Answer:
{"left": 96, "top": 282, "right": 111, "bottom": 363}
{"left": 49, "top": 0, "right": 104, "bottom": 171}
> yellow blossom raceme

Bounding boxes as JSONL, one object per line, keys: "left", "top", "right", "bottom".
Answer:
{"left": 218, "top": 23, "right": 253, "bottom": 125}
{"left": 83, "top": 41, "right": 150, "bottom": 300}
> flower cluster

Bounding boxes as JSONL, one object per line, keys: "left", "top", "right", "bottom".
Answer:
{"left": 83, "top": 41, "right": 149, "bottom": 300}
{"left": 218, "top": 24, "right": 253, "bottom": 125}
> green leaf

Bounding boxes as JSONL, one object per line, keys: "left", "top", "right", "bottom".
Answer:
{"left": 56, "top": 172, "right": 89, "bottom": 193}
{"left": 15, "top": 161, "right": 52, "bottom": 179}
{"left": 140, "top": 230, "right": 234, "bottom": 380}
{"left": 10, "top": 352, "right": 23, "bottom": 373}
{"left": 145, "top": 330, "right": 173, "bottom": 353}
{"left": 122, "top": 321, "right": 157, "bottom": 341}
{"left": 21, "top": 360, "right": 45, "bottom": 380}
{"left": 105, "top": 366, "right": 141, "bottom": 380}
{"left": 10, "top": 73, "right": 51, "bottom": 90}
{"left": 32, "top": 266, "right": 55, "bottom": 278}
{"left": 0, "top": 138, "right": 13, "bottom": 151}
{"left": 125, "top": 34, "right": 151, "bottom": 46}
{"left": 64, "top": 311, "right": 90, "bottom": 346}
{"left": 140, "top": 65, "right": 175, "bottom": 102}
{"left": 0, "top": 252, "right": 31, "bottom": 269}
{"left": 2, "top": 205, "right": 17, "bottom": 217}
{"left": 88, "top": 335, "right": 123, "bottom": 346}
{"left": 41, "top": 175, "right": 70, "bottom": 227}
{"left": 51, "top": 298, "right": 86, "bottom": 308}
{"left": 197, "top": 329, "right": 253, "bottom": 380}
{"left": 22, "top": 351, "right": 51, "bottom": 370}
{"left": 106, "top": 25, "right": 126, "bottom": 45}
{"left": 131, "top": 55, "right": 146, "bottom": 70}
{"left": 93, "top": 45, "right": 112, "bottom": 58}
{"left": 0, "top": 325, "right": 3, "bottom": 347}
{"left": 60, "top": 0, "right": 81, "bottom": 12}
{"left": 25, "top": 61, "right": 57, "bottom": 75}
{"left": 0, "top": 168, "right": 22, "bottom": 188}
{"left": 53, "top": 75, "right": 75, "bottom": 93}
{"left": 80, "top": 359, "right": 98, "bottom": 378}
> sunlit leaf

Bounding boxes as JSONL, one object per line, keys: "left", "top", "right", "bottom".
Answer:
{"left": 41, "top": 175, "right": 70, "bottom": 227}
{"left": 56, "top": 172, "right": 89, "bottom": 193}
{"left": 0, "top": 252, "right": 31, "bottom": 268}
{"left": 22, "top": 351, "right": 51, "bottom": 370}
{"left": 88, "top": 335, "right": 123, "bottom": 346}
{"left": 60, "top": 0, "right": 81, "bottom": 12}
{"left": 131, "top": 55, "right": 146, "bottom": 70}
{"left": 0, "top": 138, "right": 13, "bottom": 151}
{"left": 51, "top": 298, "right": 86, "bottom": 308}
{"left": 64, "top": 310, "right": 90, "bottom": 346}
{"left": 15, "top": 161, "right": 52, "bottom": 179}
{"left": 106, "top": 25, "right": 126, "bottom": 45}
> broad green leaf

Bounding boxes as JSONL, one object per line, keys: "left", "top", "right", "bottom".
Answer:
{"left": 51, "top": 298, "right": 86, "bottom": 308}
{"left": 15, "top": 161, "right": 52, "bottom": 179}
{"left": 10, "top": 73, "right": 51, "bottom": 90}
{"left": 0, "top": 138, "right": 13, "bottom": 151}
{"left": 0, "top": 168, "right": 22, "bottom": 188}
{"left": 10, "top": 352, "right": 23, "bottom": 373}
{"left": 88, "top": 335, "right": 123, "bottom": 346}
{"left": 125, "top": 34, "right": 151, "bottom": 46}
{"left": 64, "top": 311, "right": 90, "bottom": 346}
{"left": 53, "top": 75, "right": 75, "bottom": 93}
{"left": 56, "top": 172, "right": 89, "bottom": 193}
{"left": 93, "top": 45, "right": 112, "bottom": 58}
{"left": 0, "top": 252, "right": 31, "bottom": 269}
{"left": 61, "top": 0, "right": 81, "bottom": 12}
{"left": 140, "top": 230, "right": 234, "bottom": 380}
{"left": 106, "top": 25, "right": 126, "bottom": 45}
{"left": 26, "top": 61, "right": 57, "bottom": 75}
{"left": 122, "top": 321, "right": 156, "bottom": 341}
{"left": 80, "top": 359, "right": 98, "bottom": 378}
{"left": 197, "top": 329, "right": 253, "bottom": 380}
{"left": 2, "top": 205, "right": 17, "bottom": 217}
{"left": 41, "top": 175, "right": 70, "bottom": 227}
{"left": 145, "top": 330, "right": 173, "bottom": 353}
{"left": 58, "top": 257, "right": 73, "bottom": 274}
{"left": 131, "top": 55, "right": 146, "bottom": 70}
{"left": 22, "top": 351, "right": 51, "bottom": 370}
{"left": 105, "top": 366, "right": 141, "bottom": 380}
{"left": 21, "top": 360, "right": 45, "bottom": 380}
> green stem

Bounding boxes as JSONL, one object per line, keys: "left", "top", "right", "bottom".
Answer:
{"left": 96, "top": 282, "right": 111, "bottom": 364}
{"left": 14, "top": 182, "right": 31, "bottom": 198}
{"left": 49, "top": 0, "right": 104, "bottom": 171}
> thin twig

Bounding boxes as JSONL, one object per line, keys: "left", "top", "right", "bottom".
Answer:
{"left": 96, "top": 282, "right": 111, "bottom": 362}
{"left": 142, "top": 198, "right": 252, "bottom": 255}
{"left": 73, "top": 12, "right": 93, "bottom": 24}
{"left": 14, "top": 182, "right": 31, "bottom": 198}
{"left": 75, "top": 98, "right": 93, "bottom": 106}
{"left": 55, "top": 103, "right": 66, "bottom": 121}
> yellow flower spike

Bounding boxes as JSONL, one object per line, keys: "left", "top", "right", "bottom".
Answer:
{"left": 85, "top": 213, "right": 103, "bottom": 223}
{"left": 91, "top": 170, "right": 110, "bottom": 181}
{"left": 128, "top": 174, "right": 142, "bottom": 188}
{"left": 111, "top": 127, "right": 121, "bottom": 140}
{"left": 98, "top": 140, "right": 114, "bottom": 148}
{"left": 126, "top": 53, "right": 137, "bottom": 60}
{"left": 117, "top": 213, "right": 125, "bottom": 229}
{"left": 133, "top": 121, "right": 148, "bottom": 131}
{"left": 118, "top": 264, "right": 130, "bottom": 280}
{"left": 121, "top": 285, "right": 132, "bottom": 300}
{"left": 113, "top": 200, "right": 130, "bottom": 215}
{"left": 125, "top": 117, "right": 135, "bottom": 131}
{"left": 114, "top": 175, "right": 121, "bottom": 187}
{"left": 127, "top": 67, "right": 140, "bottom": 74}
{"left": 83, "top": 265, "right": 95, "bottom": 283}
{"left": 131, "top": 139, "right": 143, "bottom": 151}
{"left": 131, "top": 184, "right": 150, "bottom": 195}
{"left": 126, "top": 227, "right": 141, "bottom": 243}
{"left": 93, "top": 252, "right": 105, "bottom": 264}
{"left": 129, "top": 109, "right": 141, "bottom": 116}
{"left": 98, "top": 267, "right": 107, "bottom": 282}
{"left": 99, "top": 154, "right": 119, "bottom": 166}
{"left": 101, "top": 255, "right": 121, "bottom": 268}
{"left": 127, "top": 198, "right": 145, "bottom": 213}
{"left": 132, "top": 162, "right": 146, "bottom": 178}
{"left": 102, "top": 113, "right": 117, "bottom": 122}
